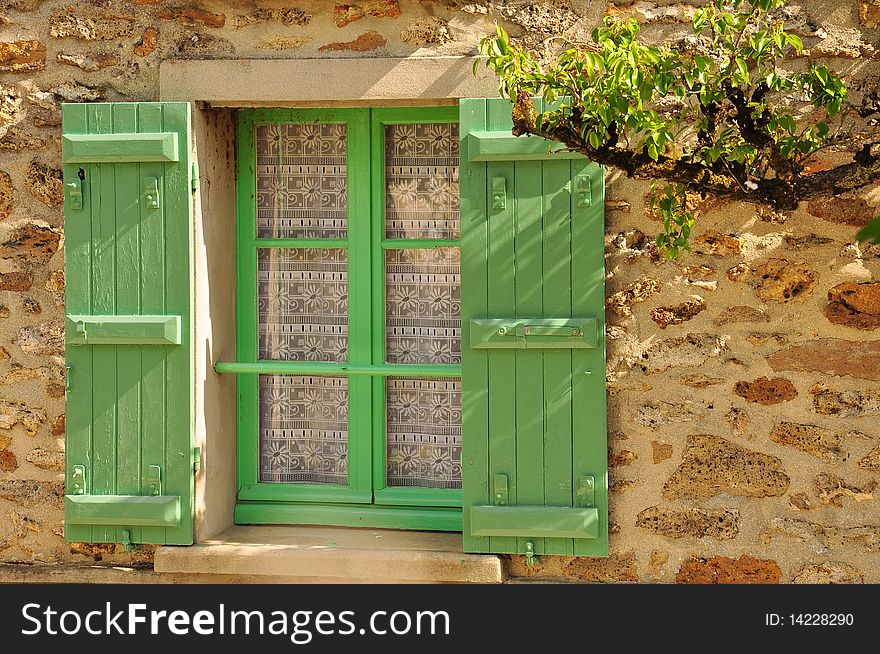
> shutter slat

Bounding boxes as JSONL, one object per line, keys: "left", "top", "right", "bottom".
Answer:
{"left": 62, "top": 132, "right": 179, "bottom": 163}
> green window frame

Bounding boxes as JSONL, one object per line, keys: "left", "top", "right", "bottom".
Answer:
{"left": 228, "top": 106, "right": 464, "bottom": 531}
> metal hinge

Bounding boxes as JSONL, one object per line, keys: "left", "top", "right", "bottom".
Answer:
{"left": 191, "top": 161, "right": 199, "bottom": 191}
{"left": 147, "top": 465, "right": 162, "bottom": 496}
{"left": 193, "top": 446, "right": 201, "bottom": 473}
{"left": 493, "top": 474, "right": 508, "bottom": 506}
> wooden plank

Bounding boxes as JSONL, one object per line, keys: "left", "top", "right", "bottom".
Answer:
{"left": 138, "top": 102, "right": 169, "bottom": 545}
{"left": 467, "top": 132, "right": 584, "bottom": 161}
{"left": 62, "top": 132, "right": 179, "bottom": 163}
{"left": 111, "top": 102, "right": 142, "bottom": 547}
{"left": 542, "top": 159, "right": 575, "bottom": 556}
{"left": 485, "top": 100, "right": 517, "bottom": 555}
{"left": 87, "top": 102, "right": 117, "bottom": 544}
{"left": 61, "top": 103, "right": 94, "bottom": 544}
{"left": 513, "top": 151, "right": 545, "bottom": 557}
{"left": 470, "top": 505, "right": 599, "bottom": 539}
{"left": 160, "top": 102, "right": 194, "bottom": 545}
{"left": 459, "top": 98, "right": 490, "bottom": 553}
{"left": 570, "top": 160, "right": 608, "bottom": 557}
{"left": 65, "top": 495, "right": 181, "bottom": 527}
{"left": 65, "top": 315, "right": 182, "bottom": 345}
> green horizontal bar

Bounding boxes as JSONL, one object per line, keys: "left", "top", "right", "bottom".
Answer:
{"left": 235, "top": 502, "right": 463, "bottom": 533}
{"left": 215, "top": 361, "right": 462, "bottom": 377}
{"left": 380, "top": 239, "right": 460, "bottom": 249}
{"left": 469, "top": 505, "right": 599, "bottom": 539}
{"left": 66, "top": 315, "right": 182, "bottom": 345}
{"left": 65, "top": 495, "right": 181, "bottom": 527}
{"left": 62, "top": 132, "right": 179, "bottom": 163}
{"left": 374, "top": 487, "right": 462, "bottom": 508}
{"left": 470, "top": 318, "right": 597, "bottom": 349}
{"left": 239, "top": 484, "right": 372, "bottom": 504}
{"left": 467, "top": 131, "right": 585, "bottom": 162}
{"left": 255, "top": 238, "right": 349, "bottom": 249}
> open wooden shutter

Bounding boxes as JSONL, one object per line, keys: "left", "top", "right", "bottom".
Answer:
{"left": 62, "top": 102, "right": 194, "bottom": 547}
{"left": 460, "top": 98, "right": 607, "bottom": 558}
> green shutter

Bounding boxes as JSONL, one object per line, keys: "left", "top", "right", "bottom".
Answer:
{"left": 62, "top": 102, "right": 194, "bottom": 547}
{"left": 460, "top": 98, "right": 608, "bottom": 558}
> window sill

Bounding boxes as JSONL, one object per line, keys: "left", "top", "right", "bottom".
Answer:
{"left": 153, "top": 526, "right": 504, "bottom": 584}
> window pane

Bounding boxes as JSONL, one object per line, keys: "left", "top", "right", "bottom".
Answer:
{"left": 255, "top": 123, "right": 347, "bottom": 239}
{"left": 385, "top": 247, "right": 460, "bottom": 364}
{"left": 258, "top": 248, "right": 348, "bottom": 362}
{"left": 384, "top": 123, "right": 459, "bottom": 240}
{"left": 259, "top": 375, "right": 348, "bottom": 484}
{"left": 386, "top": 377, "right": 462, "bottom": 489}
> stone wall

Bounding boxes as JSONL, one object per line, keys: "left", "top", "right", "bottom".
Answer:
{"left": 0, "top": 0, "right": 878, "bottom": 582}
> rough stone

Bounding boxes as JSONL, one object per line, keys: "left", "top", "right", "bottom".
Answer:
{"left": 0, "top": 40, "right": 46, "bottom": 72}
{"left": 681, "top": 265, "right": 716, "bottom": 280}
{"left": 680, "top": 374, "right": 723, "bottom": 388}
{"left": 44, "top": 270, "right": 64, "bottom": 307}
{"left": 0, "top": 434, "right": 9, "bottom": 450}
{"left": 861, "top": 0, "right": 880, "bottom": 27}
{"left": 22, "top": 297, "right": 41, "bottom": 315}
{"left": 713, "top": 306, "right": 770, "bottom": 326}
{"left": 0, "top": 449, "right": 18, "bottom": 472}
{"left": 25, "top": 447, "right": 63, "bottom": 471}
{"left": 25, "top": 162, "right": 64, "bottom": 208}
{"left": 676, "top": 555, "right": 781, "bottom": 584}
{"left": 562, "top": 552, "right": 638, "bottom": 582}
{"left": 175, "top": 33, "right": 235, "bottom": 57}
{"left": 609, "top": 475, "right": 637, "bottom": 493}
{"left": 401, "top": 17, "right": 452, "bottom": 45}
{"left": 57, "top": 51, "right": 117, "bottom": 71}
{"left": 50, "top": 82, "right": 104, "bottom": 103}
{"left": 134, "top": 28, "right": 159, "bottom": 57}
{"left": 815, "top": 473, "right": 876, "bottom": 506}
{"left": 0, "top": 480, "right": 63, "bottom": 508}
{"left": 769, "top": 422, "right": 844, "bottom": 463}
{"left": 607, "top": 277, "right": 662, "bottom": 317}
{"left": 0, "top": 170, "right": 12, "bottom": 219}
{"left": 636, "top": 506, "right": 739, "bottom": 540}
{"left": 333, "top": 0, "right": 401, "bottom": 28}
{"left": 762, "top": 517, "right": 880, "bottom": 552}
{"left": 49, "top": 9, "right": 135, "bottom": 40}
{"left": 233, "top": 8, "right": 311, "bottom": 29}
{"left": 2, "top": 364, "right": 59, "bottom": 384}
{"left": 0, "top": 224, "right": 60, "bottom": 263}
{"left": 650, "top": 297, "right": 706, "bottom": 328}
{"left": 663, "top": 434, "right": 790, "bottom": 500}
{"left": 0, "top": 272, "right": 33, "bottom": 291}
{"left": 636, "top": 333, "right": 728, "bottom": 374}
{"left": 784, "top": 234, "right": 835, "bottom": 250}
{"left": 807, "top": 197, "right": 875, "bottom": 227}
{"left": 745, "top": 333, "right": 787, "bottom": 346}
{"left": 812, "top": 385, "right": 880, "bottom": 417}
{"left": 0, "top": 400, "right": 45, "bottom": 436}
{"left": 825, "top": 282, "right": 880, "bottom": 330}
{"left": 692, "top": 230, "right": 742, "bottom": 256}
{"left": 750, "top": 258, "right": 818, "bottom": 303}
{"left": 609, "top": 449, "right": 638, "bottom": 467}
{"left": 768, "top": 339, "right": 880, "bottom": 381}
{"left": 156, "top": 7, "right": 226, "bottom": 28}
{"left": 636, "top": 399, "right": 708, "bottom": 430}
{"left": 46, "top": 383, "right": 65, "bottom": 399}
{"left": 792, "top": 562, "right": 864, "bottom": 584}
{"left": 254, "top": 36, "right": 312, "bottom": 51}
{"left": 319, "top": 31, "right": 387, "bottom": 52}
{"left": 651, "top": 441, "right": 673, "bottom": 463}
{"left": 649, "top": 550, "right": 669, "bottom": 576}
{"left": 50, "top": 414, "right": 64, "bottom": 436}
{"left": 15, "top": 322, "right": 64, "bottom": 356}
{"left": 606, "top": 1, "right": 696, "bottom": 24}
{"left": 0, "top": 83, "right": 23, "bottom": 138}
{"left": 789, "top": 492, "right": 817, "bottom": 511}
{"left": 734, "top": 377, "right": 798, "bottom": 405}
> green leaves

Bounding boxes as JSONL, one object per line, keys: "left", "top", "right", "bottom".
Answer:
{"left": 856, "top": 217, "right": 880, "bottom": 244}
{"left": 474, "top": 1, "right": 855, "bottom": 259}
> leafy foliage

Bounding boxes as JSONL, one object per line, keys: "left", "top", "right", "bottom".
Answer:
{"left": 475, "top": 0, "right": 879, "bottom": 258}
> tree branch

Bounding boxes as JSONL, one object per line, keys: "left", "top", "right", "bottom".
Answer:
{"left": 511, "top": 90, "right": 880, "bottom": 210}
